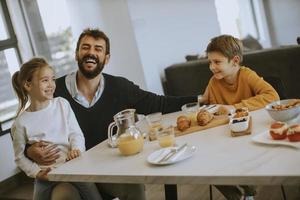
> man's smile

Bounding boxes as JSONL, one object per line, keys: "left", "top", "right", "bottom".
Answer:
{"left": 82, "top": 55, "right": 98, "bottom": 65}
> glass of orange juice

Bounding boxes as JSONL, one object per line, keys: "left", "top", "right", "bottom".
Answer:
{"left": 156, "top": 126, "right": 175, "bottom": 148}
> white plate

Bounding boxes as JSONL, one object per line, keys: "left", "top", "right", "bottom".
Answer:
{"left": 147, "top": 145, "right": 197, "bottom": 165}
{"left": 252, "top": 131, "right": 300, "bottom": 148}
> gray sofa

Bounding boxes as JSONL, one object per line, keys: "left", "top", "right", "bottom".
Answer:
{"left": 163, "top": 45, "right": 300, "bottom": 99}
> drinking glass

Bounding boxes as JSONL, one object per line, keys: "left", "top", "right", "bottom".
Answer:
{"left": 146, "top": 112, "right": 163, "bottom": 140}
{"left": 181, "top": 102, "right": 199, "bottom": 121}
{"left": 156, "top": 126, "right": 175, "bottom": 148}
{"left": 197, "top": 94, "right": 205, "bottom": 106}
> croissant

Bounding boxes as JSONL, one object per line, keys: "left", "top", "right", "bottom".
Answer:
{"left": 177, "top": 115, "right": 191, "bottom": 131}
{"left": 214, "top": 106, "right": 229, "bottom": 116}
{"left": 197, "top": 110, "right": 214, "bottom": 126}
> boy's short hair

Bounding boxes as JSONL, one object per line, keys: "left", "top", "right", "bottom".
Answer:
{"left": 206, "top": 35, "right": 243, "bottom": 62}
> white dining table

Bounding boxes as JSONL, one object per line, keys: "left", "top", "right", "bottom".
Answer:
{"left": 48, "top": 108, "right": 300, "bottom": 198}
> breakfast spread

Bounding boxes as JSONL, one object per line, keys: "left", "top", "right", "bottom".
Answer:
{"left": 176, "top": 108, "right": 215, "bottom": 133}
{"left": 174, "top": 105, "right": 229, "bottom": 137}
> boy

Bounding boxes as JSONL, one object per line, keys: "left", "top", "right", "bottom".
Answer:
{"left": 201, "top": 35, "right": 279, "bottom": 200}
{"left": 202, "top": 34, "right": 279, "bottom": 111}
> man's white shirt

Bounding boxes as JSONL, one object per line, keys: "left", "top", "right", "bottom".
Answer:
{"left": 65, "top": 72, "right": 105, "bottom": 108}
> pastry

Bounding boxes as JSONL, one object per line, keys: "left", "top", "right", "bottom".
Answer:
{"left": 214, "top": 106, "right": 229, "bottom": 116}
{"left": 197, "top": 110, "right": 214, "bottom": 126}
{"left": 176, "top": 115, "right": 191, "bottom": 131}
{"left": 287, "top": 124, "right": 300, "bottom": 142}
{"left": 233, "top": 108, "right": 249, "bottom": 118}
{"left": 269, "top": 121, "right": 288, "bottom": 140}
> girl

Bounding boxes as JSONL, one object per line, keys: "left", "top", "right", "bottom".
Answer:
{"left": 11, "top": 58, "right": 102, "bottom": 200}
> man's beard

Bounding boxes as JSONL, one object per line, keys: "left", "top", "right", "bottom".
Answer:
{"left": 78, "top": 55, "right": 105, "bottom": 79}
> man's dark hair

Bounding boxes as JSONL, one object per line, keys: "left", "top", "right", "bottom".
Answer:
{"left": 76, "top": 28, "right": 110, "bottom": 55}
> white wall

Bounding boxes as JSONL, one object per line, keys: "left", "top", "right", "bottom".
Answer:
{"left": 66, "top": 0, "right": 147, "bottom": 89}
{"left": 127, "top": 0, "right": 220, "bottom": 94}
{"left": 264, "top": 0, "right": 300, "bottom": 46}
{"left": 67, "top": 0, "right": 220, "bottom": 94}
{"left": 99, "top": 0, "right": 146, "bottom": 89}
{"left": 0, "top": 134, "right": 20, "bottom": 182}
{"left": 66, "top": 0, "right": 105, "bottom": 39}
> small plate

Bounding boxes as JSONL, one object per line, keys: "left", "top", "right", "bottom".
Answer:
{"left": 252, "top": 131, "right": 300, "bottom": 148}
{"left": 147, "top": 145, "right": 197, "bottom": 165}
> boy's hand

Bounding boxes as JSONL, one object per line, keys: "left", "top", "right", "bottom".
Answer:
{"left": 36, "top": 168, "right": 51, "bottom": 181}
{"left": 66, "top": 149, "right": 81, "bottom": 161}
{"left": 27, "top": 141, "right": 60, "bottom": 165}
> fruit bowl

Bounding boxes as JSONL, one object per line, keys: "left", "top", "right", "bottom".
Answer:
{"left": 265, "top": 99, "right": 300, "bottom": 122}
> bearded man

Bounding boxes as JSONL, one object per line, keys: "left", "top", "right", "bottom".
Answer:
{"left": 26, "top": 28, "right": 196, "bottom": 200}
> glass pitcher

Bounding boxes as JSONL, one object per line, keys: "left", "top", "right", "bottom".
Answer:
{"left": 108, "top": 109, "right": 144, "bottom": 156}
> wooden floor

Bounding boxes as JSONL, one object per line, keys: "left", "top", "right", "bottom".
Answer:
{"left": 1, "top": 182, "right": 300, "bottom": 199}
{"left": 145, "top": 184, "right": 300, "bottom": 200}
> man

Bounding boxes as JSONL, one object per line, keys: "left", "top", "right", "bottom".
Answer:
{"left": 27, "top": 28, "right": 196, "bottom": 200}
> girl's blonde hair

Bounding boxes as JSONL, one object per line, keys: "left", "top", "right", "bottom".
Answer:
{"left": 206, "top": 34, "right": 243, "bottom": 63}
{"left": 12, "top": 57, "right": 50, "bottom": 116}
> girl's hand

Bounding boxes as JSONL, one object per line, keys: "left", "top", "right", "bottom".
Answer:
{"left": 36, "top": 168, "right": 51, "bottom": 181}
{"left": 66, "top": 149, "right": 81, "bottom": 161}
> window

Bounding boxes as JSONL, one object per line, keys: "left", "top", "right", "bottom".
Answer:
{"left": 37, "top": 0, "right": 77, "bottom": 77}
{"left": 214, "top": 0, "right": 269, "bottom": 49}
{"left": 0, "top": 3, "right": 8, "bottom": 40}
{"left": 0, "top": 0, "right": 21, "bottom": 129}
{"left": 214, "top": 0, "right": 260, "bottom": 39}
{"left": 0, "top": 0, "right": 78, "bottom": 131}
{"left": 21, "top": 0, "right": 77, "bottom": 78}
{"left": 215, "top": 0, "right": 241, "bottom": 38}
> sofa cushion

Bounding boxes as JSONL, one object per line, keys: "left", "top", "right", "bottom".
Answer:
{"left": 164, "top": 59, "right": 211, "bottom": 96}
